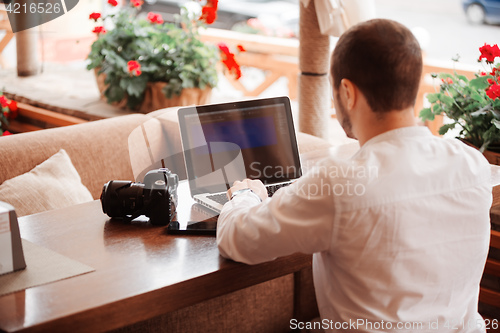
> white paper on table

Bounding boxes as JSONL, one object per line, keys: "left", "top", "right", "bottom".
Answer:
{"left": 0, "top": 205, "right": 13, "bottom": 275}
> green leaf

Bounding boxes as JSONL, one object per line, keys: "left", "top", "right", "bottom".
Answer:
{"left": 432, "top": 103, "right": 443, "bottom": 114}
{"left": 419, "top": 108, "right": 435, "bottom": 121}
{"left": 439, "top": 95, "right": 455, "bottom": 107}
{"left": 493, "top": 99, "right": 500, "bottom": 109}
{"left": 426, "top": 93, "right": 440, "bottom": 104}
{"left": 438, "top": 123, "right": 457, "bottom": 135}
{"left": 470, "top": 108, "right": 488, "bottom": 117}
{"left": 125, "top": 77, "right": 148, "bottom": 97}
{"left": 438, "top": 73, "right": 453, "bottom": 80}
{"left": 469, "top": 77, "right": 490, "bottom": 91}
{"left": 492, "top": 119, "right": 500, "bottom": 130}
{"left": 105, "top": 85, "right": 125, "bottom": 103}
{"left": 470, "top": 90, "right": 485, "bottom": 103}
{"left": 492, "top": 110, "right": 500, "bottom": 120}
{"left": 140, "top": 64, "right": 160, "bottom": 72}
{"left": 464, "top": 102, "right": 482, "bottom": 112}
{"left": 183, "top": 64, "right": 195, "bottom": 72}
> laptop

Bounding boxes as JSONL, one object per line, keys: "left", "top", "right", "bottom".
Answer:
{"left": 177, "top": 96, "right": 302, "bottom": 213}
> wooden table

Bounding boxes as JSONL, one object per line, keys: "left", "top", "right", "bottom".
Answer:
{"left": 0, "top": 182, "right": 313, "bottom": 333}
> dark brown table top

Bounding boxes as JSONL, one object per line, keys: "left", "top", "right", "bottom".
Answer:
{"left": 0, "top": 182, "right": 311, "bottom": 333}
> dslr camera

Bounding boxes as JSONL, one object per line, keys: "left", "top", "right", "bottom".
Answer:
{"left": 100, "top": 168, "right": 178, "bottom": 225}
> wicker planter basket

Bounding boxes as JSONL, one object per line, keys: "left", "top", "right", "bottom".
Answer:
{"left": 94, "top": 69, "right": 212, "bottom": 114}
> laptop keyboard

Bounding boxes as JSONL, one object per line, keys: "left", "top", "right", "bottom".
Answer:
{"left": 206, "top": 193, "right": 229, "bottom": 205}
{"left": 206, "top": 182, "right": 292, "bottom": 205}
{"left": 266, "top": 182, "right": 291, "bottom": 196}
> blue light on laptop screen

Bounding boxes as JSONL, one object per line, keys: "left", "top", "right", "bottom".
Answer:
{"left": 189, "top": 116, "right": 278, "bottom": 153}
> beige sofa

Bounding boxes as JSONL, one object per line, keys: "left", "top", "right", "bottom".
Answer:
{"left": 0, "top": 108, "right": 329, "bottom": 332}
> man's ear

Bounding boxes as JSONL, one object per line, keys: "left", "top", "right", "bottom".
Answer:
{"left": 340, "top": 79, "right": 357, "bottom": 110}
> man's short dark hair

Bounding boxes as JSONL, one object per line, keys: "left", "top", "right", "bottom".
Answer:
{"left": 331, "top": 19, "right": 423, "bottom": 113}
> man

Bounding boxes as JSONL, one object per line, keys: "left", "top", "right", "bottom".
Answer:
{"left": 217, "top": 19, "right": 492, "bottom": 332}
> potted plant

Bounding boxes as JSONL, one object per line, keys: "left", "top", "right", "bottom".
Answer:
{"left": 419, "top": 43, "right": 500, "bottom": 160}
{"left": 0, "top": 93, "right": 17, "bottom": 136}
{"left": 87, "top": 0, "right": 243, "bottom": 113}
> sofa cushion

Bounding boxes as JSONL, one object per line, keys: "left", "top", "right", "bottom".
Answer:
{"left": 0, "top": 149, "right": 93, "bottom": 216}
{"left": 130, "top": 107, "right": 187, "bottom": 181}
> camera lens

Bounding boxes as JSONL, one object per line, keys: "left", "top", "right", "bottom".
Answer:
{"left": 100, "top": 181, "right": 145, "bottom": 219}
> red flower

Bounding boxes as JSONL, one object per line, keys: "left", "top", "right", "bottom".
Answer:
{"left": 237, "top": 44, "right": 246, "bottom": 52}
{"left": 127, "top": 60, "right": 142, "bottom": 76}
{"left": 488, "top": 78, "right": 496, "bottom": 85}
{"left": 441, "top": 78, "right": 453, "bottom": 84}
{"left": 481, "top": 71, "right": 488, "bottom": 76}
{"left": 486, "top": 83, "right": 500, "bottom": 100}
{"left": 147, "top": 12, "right": 164, "bottom": 24}
{"left": 200, "top": 6, "right": 217, "bottom": 24}
{"left": 479, "top": 43, "right": 500, "bottom": 63}
{"left": 218, "top": 43, "right": 242, "bottom": 80}
{"left": 7, "top": 101, "right": 17, "bottom": 119}
{"left": 130, "top": 0, "right": 143, "bottom": 7}
{"left": 128, "top": 60, "right": 140, "bottom": 71}
{"left": 8, "top": 100, "right": 17, "bottom": 112}
{"left": 492, "top": 67, "right": 499, "bottom": 77}
{"left": 108, "top": 0, "right": 118, "bottom": 6}
{"left": 217, "top": 42, "right": 230, "bottom": 55}
{"left": 0, "top": 96, "right": 8, "bottom": 108}
{"left": 2, "top": 131, "right": 11, "bottom": 136}
{"left": 233, "top": 66, "right": 242, "bottom": 80}
{"left": 89, "top": 12, "right": 101, "bottom": 21}
{"left": 92, "top": 26, "right": 107, "bottom": 34}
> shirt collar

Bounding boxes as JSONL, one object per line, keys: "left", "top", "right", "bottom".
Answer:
{"left": 360, "top": 126, "right": 433, "bottom": 149}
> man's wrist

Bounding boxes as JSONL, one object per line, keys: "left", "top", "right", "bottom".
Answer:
{"left": 230, "top": 188, "right": 262, "bottom": 202}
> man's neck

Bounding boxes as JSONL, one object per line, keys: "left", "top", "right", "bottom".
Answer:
{"left": 356, "top": 107, "right": 417, "bottom": 146}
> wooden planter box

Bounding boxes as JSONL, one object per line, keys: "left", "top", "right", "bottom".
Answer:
{"left": 6, "top": 102, "right": 87, "bottom": 134}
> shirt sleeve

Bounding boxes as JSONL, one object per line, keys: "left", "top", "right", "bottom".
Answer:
{"left": 216, "top": 163, "right": 336, "bottom": 265}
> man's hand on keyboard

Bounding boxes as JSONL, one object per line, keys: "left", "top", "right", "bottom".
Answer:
{"left": 227, "top": 179, "right": 268, "bottom": 202}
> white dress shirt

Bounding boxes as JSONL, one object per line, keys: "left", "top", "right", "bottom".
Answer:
{"left": 217, "top": 126, "right": 492, "bottom": 333}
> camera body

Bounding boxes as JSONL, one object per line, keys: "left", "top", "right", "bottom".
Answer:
{"left": 100, "top": 168, "right": 178, "bottom": 225}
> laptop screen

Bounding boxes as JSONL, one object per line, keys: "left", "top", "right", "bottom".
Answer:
{"left": 178, "top": 96, "right": 302, "bottom": 195}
